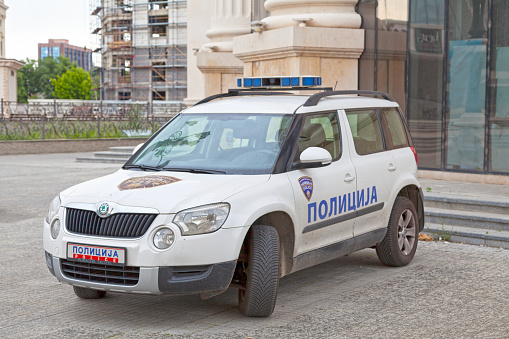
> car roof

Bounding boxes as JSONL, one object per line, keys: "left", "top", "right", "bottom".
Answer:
{"left": 183, "top": 94, "right": 399, "bottom": 114}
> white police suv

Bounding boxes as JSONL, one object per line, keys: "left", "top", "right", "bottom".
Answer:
{"left": 44, "top": 76, "right": 424, "bottom": 317}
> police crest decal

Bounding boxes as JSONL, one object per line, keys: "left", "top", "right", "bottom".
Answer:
{"left": 298, "top": 177, "right": 313, "bottom": 201}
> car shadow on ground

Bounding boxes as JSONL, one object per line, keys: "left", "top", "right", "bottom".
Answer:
{"left": 60, "top": 248, "right": 392, "bottom": 328}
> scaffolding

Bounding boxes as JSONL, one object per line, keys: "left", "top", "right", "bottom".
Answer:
{"left": 90, "top": 0, "right": 187, "bottom": 102}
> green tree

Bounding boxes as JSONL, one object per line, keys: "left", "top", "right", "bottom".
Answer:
{"left": 52, "top": 66, "right": 91, "bottom": 100}
{"left": 17, "top": 71, "right": 28, "bottom": 103}
{"left": 17, "top": 58, "right": 38, "bottom": 103}
{"left": 16, "top": 56, "right": 76, "bottom": 101}
{"left": 38, "top": 56, "right": 76, "bottom": 98}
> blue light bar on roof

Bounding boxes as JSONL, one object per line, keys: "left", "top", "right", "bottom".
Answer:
{"left": 236, "top": 76, "right": 322, "bottom": 89}
{"left": 243, "top": 78, "right": 253, "bottom": 87}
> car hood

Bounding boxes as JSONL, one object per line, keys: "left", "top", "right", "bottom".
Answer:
{"left": 60, "top": 169, "right": 270, "bottom": 213}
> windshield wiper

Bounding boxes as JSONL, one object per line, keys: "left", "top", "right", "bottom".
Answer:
{"left": 123, "top": 164, "right": 163, "bottom": 171}
{"left": 161, "top": 167, "right": 226, "bottom": 174}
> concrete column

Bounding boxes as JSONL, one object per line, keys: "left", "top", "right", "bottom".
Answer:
{"left": 193, "top": 0, "right": 251, "bottom": 101}
{"left": 262, "top": 0, "right": 361, "bottom": 30}
{"left": 233, "top": 0, "right": 365, "bottom": 90}
{"left": 202, "top": 0, "right": 252, "bottom": 52}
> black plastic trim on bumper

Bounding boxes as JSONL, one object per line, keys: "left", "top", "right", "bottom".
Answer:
{"left": 45, "top": 251, "right": 55, "bottom": 277}
{"left": 158, "top": 260, "right": 237, "bottom": 295}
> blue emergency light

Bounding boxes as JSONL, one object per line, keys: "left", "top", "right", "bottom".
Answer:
{"left": 237, "top": 76, "right": 322, "bottom": 89}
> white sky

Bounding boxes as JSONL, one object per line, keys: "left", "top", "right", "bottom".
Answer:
{"left": 5, "top": 0, "right": 91, "bottom": 61}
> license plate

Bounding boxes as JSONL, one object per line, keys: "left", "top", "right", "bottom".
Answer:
{"left": 67, "top": 243, "right": 126, "bottom": 266}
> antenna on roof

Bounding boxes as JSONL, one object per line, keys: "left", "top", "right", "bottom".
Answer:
{"left": 334, "top": 81, "right": 338, "bottom": 91}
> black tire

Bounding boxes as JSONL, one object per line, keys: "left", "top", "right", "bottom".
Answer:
{"left": 238, "top": 225, "right": 280, "bottom": 317}
{"left": 376, "top": 196, "right": 418, "bottom": 267}
{"left": 73, "top": 286, "right": 107, "bottom": 299}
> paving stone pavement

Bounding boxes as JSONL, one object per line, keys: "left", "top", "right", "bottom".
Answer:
{"left": 1, "top": 153, "right": 508, "bottom": 338}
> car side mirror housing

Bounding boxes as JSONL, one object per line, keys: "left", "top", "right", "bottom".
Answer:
{"left": 132, "top": 143, "right": 144, "bottom": 155}
{"left": 292, "top": 147, "right": 332, "bottom": 169}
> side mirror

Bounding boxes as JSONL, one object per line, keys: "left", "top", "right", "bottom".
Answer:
{"left": 293, "top": 147, "right": 332, "bottom": 169}
{"left": 132, "top": 143, "right": 144, "bottom": 155}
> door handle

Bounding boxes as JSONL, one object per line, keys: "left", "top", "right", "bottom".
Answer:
{"left": 344, "top": 174, "right": 355, "bottom": 183}
{"left": 388, "top": 163, "right": 397, "bottom": 172}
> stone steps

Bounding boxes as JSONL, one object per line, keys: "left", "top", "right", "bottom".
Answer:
{"left": 76, "top": 146, "right": 135, "bottom": 164}
{"left": 422, "top": 195, "right": 509, "bottom": 248}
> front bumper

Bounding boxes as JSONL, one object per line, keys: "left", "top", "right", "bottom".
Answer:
{"left": 45, "top": 251, "right": 236, "bottom": 295}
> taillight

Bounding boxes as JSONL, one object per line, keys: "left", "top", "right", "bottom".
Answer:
{"left": 410, "top": 146, "right": 418, "bottom": 166}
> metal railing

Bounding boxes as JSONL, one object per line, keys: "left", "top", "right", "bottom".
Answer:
{"left": 0, "top": 99, "right": 184, "bottom": 141}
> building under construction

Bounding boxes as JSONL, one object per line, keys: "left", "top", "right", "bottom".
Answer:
{"left": 90, "top": 0, "right": 187, "bottom": 102}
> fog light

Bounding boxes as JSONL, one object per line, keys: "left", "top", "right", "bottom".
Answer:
{"left": 50, "top": 219, "right": 61, "bottom": 239}
{"left": 153, "top": 228, "right": 175, "bottom": 249}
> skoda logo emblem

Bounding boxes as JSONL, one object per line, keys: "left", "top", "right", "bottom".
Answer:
{"left": 97, "top": 203, "right": 110, "bottom": 217}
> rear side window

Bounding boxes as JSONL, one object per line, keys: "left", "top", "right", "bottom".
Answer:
{"left": 382, "top": 108, "right": 409, "bottom": 149}
{"left": 346, "top": 109, "right": 384, "bottom": 155}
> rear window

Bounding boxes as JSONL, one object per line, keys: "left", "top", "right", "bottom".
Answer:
{"left": 382, "top": 108, "right": 409, "bottom": 149}
{"left": 346, "top": 109, "right": 384, "bottom": 155}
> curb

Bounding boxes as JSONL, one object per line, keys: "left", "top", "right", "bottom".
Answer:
{"left": 423, "top": 227, "right": 509, "bottom": 249}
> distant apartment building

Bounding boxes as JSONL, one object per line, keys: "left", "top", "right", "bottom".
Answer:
{"left": 38, "top": 39, "right": 93, "bottom": 71}
{"left": 90, "top": 0, "right": 187, "bottom": 101}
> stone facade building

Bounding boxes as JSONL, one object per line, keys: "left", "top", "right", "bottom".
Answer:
{"left": 186, "top": 0, "right": 509, "bottom": 183}
{"left": 0, "top": 0, "right": 23, "bottom": 102}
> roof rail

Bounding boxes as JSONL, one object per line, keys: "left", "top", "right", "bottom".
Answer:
{"left": 303, "top": 90, "right": 394, "bottom": 107}
{"left": 193, "top": 87, "right": 333, "bottom": 106}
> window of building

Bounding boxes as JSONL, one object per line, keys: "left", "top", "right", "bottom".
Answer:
{"left": 489, "top": 0, "right": 509, "bottom": 173}
{"left": 407, "top": 0, "right": 445, "bottom": 169}
{"left": 153, "top": 90, "right": 166, "bottom": 101}
{"left": 149, "top": 0, "right": 168, "bottom": 10}
{"left": 346, "top": 109, "right": 385, "bottom": 155}
{"left": 41, "top": 47, "right": 49, "bottom": 59}
{"left": 152, "top": 62, "right": 166, "bottom": 82}
{"left": 118, "top": 91, "right": 131, "bottom": 101}
{"left": 445, "top": 0, "right": 488, "bottom": 172}
{"left": 150, "top": 14, "right": 168, "bottom": 37}
{"left": 53, "top": 47, "right": 60, "bottom": 58}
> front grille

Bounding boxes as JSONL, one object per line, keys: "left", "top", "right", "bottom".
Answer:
{"left": 61, "top": 259, "right": 140, "bottom": 286}
{"left": 66, "top": 208, "right": 157, "bottom": 238}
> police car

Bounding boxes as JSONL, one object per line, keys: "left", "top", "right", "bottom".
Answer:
{"left": 43, "top": 76, "right": 424, "bottom": 317}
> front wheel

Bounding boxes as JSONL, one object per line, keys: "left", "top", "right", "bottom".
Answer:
{"left": 376, "top": 196, "right": 418, "bottom": 267}
{"left": 73, "top": 286, "right": 107, "bottom": 299}
{"left": 237, "top": 225, "right": 280, "bottom": 317}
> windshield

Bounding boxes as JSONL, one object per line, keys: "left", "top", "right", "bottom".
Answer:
{"left": 128, "top": 113, "right": 294, "bottom": 175}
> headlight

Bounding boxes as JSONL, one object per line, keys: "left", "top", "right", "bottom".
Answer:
{"left": 173, "top": 203, "right": 230, "bottom": 235}
{"left": 153, "top": 228, "right": 175, "bottom": 249}
{"left": 45, "top": 195, "right": 61, "bottom": 223}
{"left": 50, "top": 219, "right": 61, "bottom": 239}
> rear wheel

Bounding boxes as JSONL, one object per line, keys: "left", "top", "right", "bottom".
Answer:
{"left": 376, "top": 196, "right": 418, "bottom": 267}
{"left": 73, "top": 286, "right": 107, "bottom": 299}
{"left": 237, "top": 225, "right": 280, "bottom": 317}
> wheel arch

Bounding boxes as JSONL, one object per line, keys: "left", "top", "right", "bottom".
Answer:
{"left": 250, "top": 211, "right": 295, "bottom": 277}
{"left": 396, "top": 184, "right": 425, "bottom": 232}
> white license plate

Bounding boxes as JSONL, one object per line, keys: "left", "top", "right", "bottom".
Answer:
{"left": 67, "top": 243, "right": 126, "bottom": 266}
